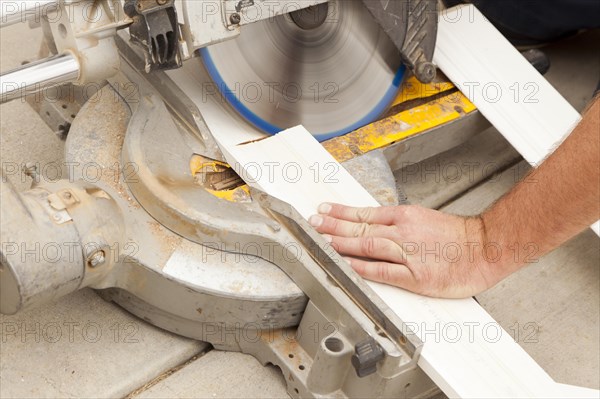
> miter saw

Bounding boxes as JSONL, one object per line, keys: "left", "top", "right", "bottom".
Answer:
{"left": 1, "top": 1, "right": 479, "bottom": 397}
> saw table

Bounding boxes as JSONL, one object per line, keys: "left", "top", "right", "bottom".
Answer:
{"left": 1, "top": 49, "right": 483, "bottom": 399}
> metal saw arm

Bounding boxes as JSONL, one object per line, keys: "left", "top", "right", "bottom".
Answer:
{"left": 0, "top": 0, "right": 438, "bottom": 103}
{"left": 0, "top": 0, "right": 332, "bottom": 102}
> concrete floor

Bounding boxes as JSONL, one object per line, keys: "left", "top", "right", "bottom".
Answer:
{"left": 1, "top": 21, "right": 599, "bottom": 399}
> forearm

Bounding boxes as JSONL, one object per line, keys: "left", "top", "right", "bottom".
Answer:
{"left": 482, "top": 97, "right": 600, "bottom": 276}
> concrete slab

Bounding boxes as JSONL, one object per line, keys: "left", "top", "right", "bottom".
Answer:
{"left": 0, "top": 289, "right": 208, "bottom": 398}
{"left": 0, "top": 24, "right": 65, "bottom": 193}
{"left": 481, "top": 229, "right": 600, "bottom": 389}
{"left": 134, "top": 351, "right": 288, "bottom": 399}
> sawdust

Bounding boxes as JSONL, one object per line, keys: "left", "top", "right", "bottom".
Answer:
{"left": 95, "top": 102, "right": 140, "bottom": 209}
{"left": 146, "top": 220, "right": 181, "bottom": 256}
{"left": 68, "top": 85, "right": 141, "bottom": 209}
{"left": 110, "top": 178, "right": 140, "bottom": 209}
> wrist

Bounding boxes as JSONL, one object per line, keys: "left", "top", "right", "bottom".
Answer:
{"left": 479, "top": 210, "right": 528, "bottom": 280}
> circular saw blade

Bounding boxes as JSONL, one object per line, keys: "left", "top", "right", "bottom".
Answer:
{"left": 200, "top": 0, "right": 405, "bottom": 141}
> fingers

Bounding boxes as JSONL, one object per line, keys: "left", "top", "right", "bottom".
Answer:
{"left": 325, "top": 235, "right": 407, "bottom": 265}
{"left": 318, "top": 203, "right": 398, "bottom": 225}
{"left": 309, "top": 214, "right": 397, "bottom": 239}
{"left": 346, "top": 257, "right": 416, "bottom": 290}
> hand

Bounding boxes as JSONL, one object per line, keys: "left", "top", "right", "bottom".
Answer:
{"left": 309, "top": 203, "right": 507, "bottom": 298}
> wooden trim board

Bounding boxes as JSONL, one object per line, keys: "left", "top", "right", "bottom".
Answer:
{"left": 215, "top": 126, "right": 599, "bottom": 398}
